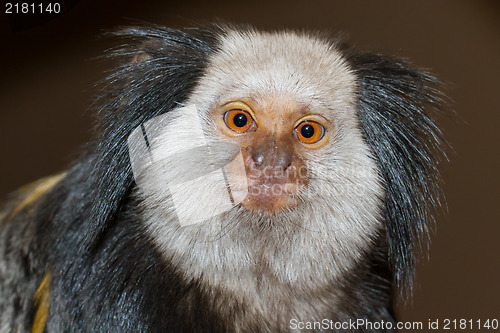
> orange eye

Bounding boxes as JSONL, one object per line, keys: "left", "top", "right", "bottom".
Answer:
{"left": 295, "top": 121, "right": 325, "bottom": 144}
{"left": 223, "top": 110, "right": 255, "bottom": 133}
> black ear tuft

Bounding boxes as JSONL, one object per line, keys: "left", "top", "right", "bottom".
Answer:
{"left": 345, "top": 51, "right": 448, "bottom": 295}
{"left": 55, "top": 26, "right": 223, "bottom": 256}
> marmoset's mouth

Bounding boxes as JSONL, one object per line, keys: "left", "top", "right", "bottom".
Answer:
{"left": 242, "top": 181, "right": 301, "bottom": 213}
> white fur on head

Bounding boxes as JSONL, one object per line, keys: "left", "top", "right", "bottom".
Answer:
{"left": 135, "top": 28, "right": 384, "bottom": 326}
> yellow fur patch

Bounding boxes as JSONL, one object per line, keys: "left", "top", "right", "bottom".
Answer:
{"left": 32, "top": 273, "right": 52, "bottom": 333}
{"left": 2, "top": 173, "right": 66, "bottom": 226}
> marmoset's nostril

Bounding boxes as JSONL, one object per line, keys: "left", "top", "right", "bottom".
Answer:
{"left": 251, "top": 149, "right": 265, "bottom": 168}
{"left": 278, "top": 152, "right": 293, "bottom": 172}
{"left": 251, "top": 141, "right": 293, "bottom": 172}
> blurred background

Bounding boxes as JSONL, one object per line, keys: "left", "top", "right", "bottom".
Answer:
{"left": 1, "top": 0, "right": 499, "bottom": 330}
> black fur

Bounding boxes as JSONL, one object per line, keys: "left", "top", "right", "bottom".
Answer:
{"left": 48, "top": 25, "right": 224, "bottom": 331}
{"left": 0, "top": 25, "right": 446, "bottom": 332}
{"left": 345, "top": 51, "right": 447, "bottom": 293}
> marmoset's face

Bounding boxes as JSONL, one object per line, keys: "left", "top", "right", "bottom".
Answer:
{"left": 184, "top": 30, "right": 382, "bottom": 220}
{"left": 133, "top": 29, "right": 383, "bottom": 238}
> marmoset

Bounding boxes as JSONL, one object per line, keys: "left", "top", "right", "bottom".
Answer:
{"left": 0, "top": 25, "right": 446, "bottom": 332}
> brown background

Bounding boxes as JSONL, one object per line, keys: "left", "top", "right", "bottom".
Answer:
{"left": 1, "top": 0, "right": 499, "bottom": 330}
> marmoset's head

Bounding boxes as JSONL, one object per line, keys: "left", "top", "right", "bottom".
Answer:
{"left": 94, "top": 25, "right": 445, "bottom": 291}
{"left": 130, "top": 29, "right": 379, "bottom": 221}
{"left": 190, "top": 30, "right": 377, "bottom": 215}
